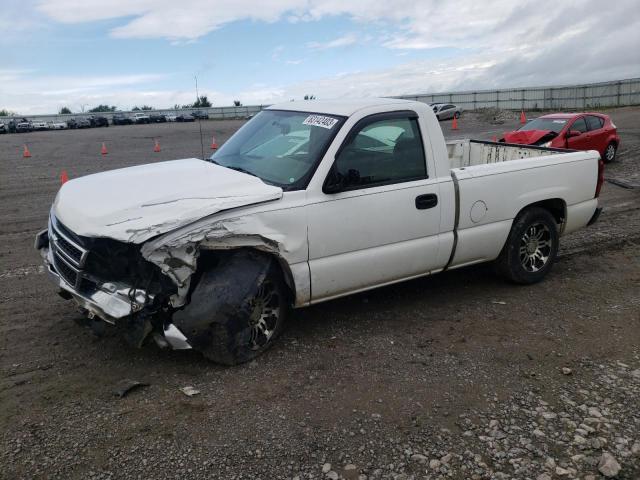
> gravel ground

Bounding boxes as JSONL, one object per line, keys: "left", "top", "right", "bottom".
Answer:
{"left": 1, "top": 108, "right": 639, "bottom": 480}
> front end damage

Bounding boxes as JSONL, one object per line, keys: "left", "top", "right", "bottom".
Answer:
{"left": 36, "top": 210, "right": 296, "bottom": 354}
{"left": 36, "top": 215, "right": 193, "bottom": 350}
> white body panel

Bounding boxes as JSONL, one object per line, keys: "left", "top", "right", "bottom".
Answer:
{"left": 449, "top": 149, "right": 599, "bottom": 267}
{"left": 48, "top": 98, "right": 600, "bottom": 311}
{"left": 53, "top": 159, "right": 283, "bottom": 243}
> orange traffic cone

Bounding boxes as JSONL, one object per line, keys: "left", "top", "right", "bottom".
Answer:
{"left": 101, "top": 142, "right": 108, "bottom": 155}
{"left": 520, "top": 110, "right": 526, "bottom": 124}
{"left": 23, "top": 145, "right": 32, "bottom": 158}
{"left": 210, "top": 135, "right": 218, "bottom": 150}
{"left": 60, "top": 170, "right": 69, "bottom": 185}
{"left": 153, "top": 139, "right": 161, "bottom": 152}
{"left": 451, "top": 116, "right": 458, "bottom": 130}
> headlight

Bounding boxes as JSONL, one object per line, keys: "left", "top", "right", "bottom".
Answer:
{"left": 541, "top": 141, "right": 552, "bottom": 148}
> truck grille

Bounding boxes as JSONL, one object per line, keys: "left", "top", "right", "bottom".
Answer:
{"left": 54, "top": 253, "right": 79, "bottom": 287}
{"left": 49, "top": 216, "right": 89, "bottom": 291}
{"left": 55, "top": 234, "right": 83, "bottom": 263}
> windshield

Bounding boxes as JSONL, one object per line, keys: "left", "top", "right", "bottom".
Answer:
{"left": 518, "top": 117, "right": 568, "bottom": 133}
{"left": 210, "top": 110, "right": 344, "bottom": 190}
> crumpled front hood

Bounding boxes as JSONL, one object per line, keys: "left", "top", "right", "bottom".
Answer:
{"left": 503, "top": 129, "right": 555, "bottom": 145}
{"left": 53, "top": 158, "right": 283, "bottom": 243}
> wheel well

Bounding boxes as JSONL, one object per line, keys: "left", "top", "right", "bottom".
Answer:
{"left": 518, "top": 199, "right": 566, "bottom": 226}
{"left": 196, "top": 248, "right": 296, "bottom": 303}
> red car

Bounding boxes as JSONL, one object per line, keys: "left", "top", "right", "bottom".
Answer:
{"left": 503, "top": 112, "right": 620, "bottom": 162}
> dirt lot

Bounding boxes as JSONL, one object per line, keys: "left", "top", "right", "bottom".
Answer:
{"left": 1, "top": 108, "right": 639, "bottom": 480}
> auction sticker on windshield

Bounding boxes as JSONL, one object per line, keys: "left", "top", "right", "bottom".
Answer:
{"left": 303, "top": 115, "right": 338, "bottom": 129}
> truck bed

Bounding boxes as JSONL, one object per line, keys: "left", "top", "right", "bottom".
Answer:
{"left": 442, "top": 139, "right": 599, "bottom": 269}
{"left": 446, "top": 139, "right": 566, "bottom": 169}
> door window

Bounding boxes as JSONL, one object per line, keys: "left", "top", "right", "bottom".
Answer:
{"left": 570, "top": 117, "right": 588, "bottom": 133}
{"left": 586, "top": 115, "right": 604, "bottom": 131}
{"left": 332, "top": 116, "right": 427, "bottom": 190}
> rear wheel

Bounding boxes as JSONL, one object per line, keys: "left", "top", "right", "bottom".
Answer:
{"left": 454, "top": 111, "right": 461, "bottom": 119}
{"left": 604, "top": 142, "right": 617, "bottom": 163}
{"left": 495, "top": 207, "right": 559, "bottom": 284}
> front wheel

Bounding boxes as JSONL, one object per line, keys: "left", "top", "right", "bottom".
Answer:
{"left": 603, "top": 142, "right": 616, "bottom": 163}
{"left": 495, "top": 207, "right": 559, "bottom": 284}
{"left": 173, "top": 251, "right": 289, "bottom": 365}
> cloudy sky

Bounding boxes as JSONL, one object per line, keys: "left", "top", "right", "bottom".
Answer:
{"left": 1, "top": 0, "right": 639, "bottom": 114}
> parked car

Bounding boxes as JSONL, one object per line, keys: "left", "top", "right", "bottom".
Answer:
{"left": 112, "top": 113, "right": 133, "bottom": 125}
{"left": 431, "top": 103, "right": 462, "bottom": 120}
{"left": 31, "top": 121, "right": 49, "bottom": 131}
{"left": 16, "top": 119, "right": 32, "bottom": 132}
{"left": 176, "top": 114, "right": 195, "bottom": 122}
{"left": 7, "top": 119, "right": 17, "bottom": 133}
{"left": 88, "top": 115, "right": 109, "bottom": 127}
{"left": 149, "top": 113, "right": 167, "bottom": 123}
{"left": 75, "top": 117, "right": 92, "bottom": 129}
{"left": 133, "top": 112, "right": 151, "bottom": 124}
{"left": 48, "top": 121, "right": 68, "bottom": 130}
{"left": 165, "top": 114, "right": 177, "bottom": 122}
{"left": 192, "top": 110, "right": 209, "bottom": 120}
{"left": 36, "top": 98, "right": 603, "bottom": 365}
{"left": 502, "top": 112, "right": 620, "bottom": 162}
{"left": 0, "top": 121, "right": 6, "bottom": 134}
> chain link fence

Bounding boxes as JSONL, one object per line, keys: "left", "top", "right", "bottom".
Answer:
{"left": 394, "top": 77, "right": 640, "bottom": 111}
{"left": 2, "top": 78, "right": 639, "bottom": 123}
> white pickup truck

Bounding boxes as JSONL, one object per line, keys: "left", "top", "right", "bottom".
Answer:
{"left": 36, "top": 99, "right": 603, "bottom": 364}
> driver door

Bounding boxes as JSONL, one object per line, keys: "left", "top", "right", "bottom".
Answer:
{"left": 566, "top": 116, "right": 590, "bottom": 150}
{"left": 306, "top": 111, "right": 443, "bottom": 301}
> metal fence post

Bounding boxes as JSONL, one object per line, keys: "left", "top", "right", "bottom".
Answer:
{"left": 617, "top": 81, "right": 622, "bottom": 106}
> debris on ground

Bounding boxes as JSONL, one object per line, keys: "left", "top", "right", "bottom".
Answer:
{"left": 180, "top": 386, "right": 200, "bottom": 397}
{"left": 112, "top": 379, "right": 148, "bottom": 398}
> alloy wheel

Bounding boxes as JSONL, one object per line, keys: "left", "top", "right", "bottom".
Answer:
{"left": 519, "top": 222, "right": 553, "bottom": 272}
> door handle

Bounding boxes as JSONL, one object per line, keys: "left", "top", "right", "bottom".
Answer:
{"left": 415, "top": 193, "right": 438, "bottom": 210}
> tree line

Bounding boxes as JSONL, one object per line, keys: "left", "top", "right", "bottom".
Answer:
{"left": 1, "top": 94, "right": 318, "bottom": 116}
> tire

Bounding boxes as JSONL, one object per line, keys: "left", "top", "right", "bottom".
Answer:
{"left": 495, "top": 207, "right": 559, "bottom": 284}
{"left": 174, "top": 251, "right": 289, "bottom": 365}
{"left": 603, "top": 142, "right": 616, "bottom": 163}
{"left": 454, "top": 111, "right": 461, "bottom": 119}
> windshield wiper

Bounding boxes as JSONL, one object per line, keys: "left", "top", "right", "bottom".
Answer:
{"left": 209, "top": 158, "right": 279, "bottom": 185}
{"left": 225, "top": 165, "right": 258, "bottom": 178}
{"left": 210, "top": 160, "right": 258, "bottom": 178}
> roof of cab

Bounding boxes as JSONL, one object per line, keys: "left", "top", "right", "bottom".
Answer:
{"left": 266, "top": 98, "right": 420, "bottom": 117}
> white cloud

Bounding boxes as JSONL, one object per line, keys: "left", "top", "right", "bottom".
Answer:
{"left": 0, "top": 70, "right": 196, "bottom": 114}
{"left": 307, "top": 33, "right": 359, "bottom": 50}
{"left": 3, "top": 0, "right": 638, "bottom": 113}
{"left": 36, "top": 0, "right": 308, "bottom": 40}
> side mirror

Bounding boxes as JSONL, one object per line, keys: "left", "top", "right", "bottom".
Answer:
{"left": 567, "top": 130, "right": 582, "bottom": 138}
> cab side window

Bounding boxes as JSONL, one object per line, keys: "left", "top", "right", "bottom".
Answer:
{"left": 332, "top": 116, "right": 427, "bottom": 190}
{"left": 586, "top": 115, "right": 604, "bottom": 131}
{"left": 570, "top": 117, "right": 588, "bottom": 133}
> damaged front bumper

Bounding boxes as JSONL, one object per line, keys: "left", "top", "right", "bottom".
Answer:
{"left": 35, "top": 228, "right": 191, "bottom": 350}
